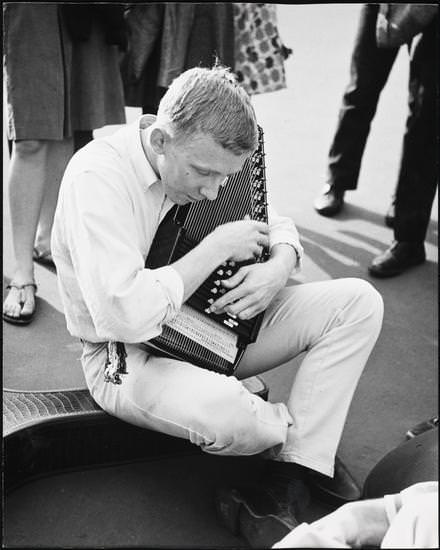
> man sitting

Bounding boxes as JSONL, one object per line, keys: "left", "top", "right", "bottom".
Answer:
{"left": 51, "top": 65, "right": 384, "bottom": 541}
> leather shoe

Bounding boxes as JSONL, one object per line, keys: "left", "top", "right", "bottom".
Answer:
{"left": 215, "top": 472, "right": 308, "bottom": 547}
{"left": 306, "top": 455, "right": 361, "bottom": 506}
{"left": 406, "top": 416, "right": 439, "bottom": 440}
{"left": 384, "top": 202, "right": 395, "bottom": 228}
{"left": 314, "top": 184, "right": 345, "bottom": 217}
{"left": 369, "top": 241, "right": 426, "bottom": 278}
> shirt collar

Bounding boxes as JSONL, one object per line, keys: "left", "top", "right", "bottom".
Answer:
{"left": 119, "top": 114, "right": 161, "bottom": 191}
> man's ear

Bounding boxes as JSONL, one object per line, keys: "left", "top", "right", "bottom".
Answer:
{"left": 150, "top": 127, "right": 168, "bottom": 155}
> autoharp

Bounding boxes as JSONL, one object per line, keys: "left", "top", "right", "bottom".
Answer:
{"left": 143, "top": 126, "right": 268, "bottom": 375}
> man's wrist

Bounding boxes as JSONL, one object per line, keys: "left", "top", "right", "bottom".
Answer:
{"left": 268, "top": 243, "right": 297, "bottom": 279}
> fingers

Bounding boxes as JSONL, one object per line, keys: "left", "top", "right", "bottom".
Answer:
{"left": 235, "top": 303, "right": 261, "bottom": 320}
{"left": 243, "top": 215, "right": 269, "bottom": 235}
{"left": 256, "top": 232, "right": 270, "bottom": 248}
{"left": 221, "top": 269, "right": 247, "bottom": 289}
{"left": 221, "top": 295, "right": 261, "bottom": 320}
{"left": 209, "top": 284, "right": 246, "bottom": 313}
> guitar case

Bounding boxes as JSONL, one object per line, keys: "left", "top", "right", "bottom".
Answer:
{"left": 4, "top": 376, "right": 268, "bottom": 493}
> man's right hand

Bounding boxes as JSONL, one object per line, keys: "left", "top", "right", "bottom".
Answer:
{"left": 172, "top": 219, "right": 269, "bottom": 302}
{"left": 211, "top": 219, "right": 270, "bottom": 262}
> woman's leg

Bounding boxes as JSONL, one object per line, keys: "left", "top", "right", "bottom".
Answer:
{"left": 3, "top": 138, "right": 73, "bottom": 320}
{"left": 34, "top": 137, "right": 73, "bottom": 254}
{"left": 3, "top": 140, "right": 47, "bottom": 319}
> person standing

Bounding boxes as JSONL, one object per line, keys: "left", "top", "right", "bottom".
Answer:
{"left": 369, "top": 10, "right": 438, "bottom": 277}
{"left": 313, "top": 4, "right": 400, "bottom": 218}
{"left": 3, "top": 3, "right": 126, "bottom": 325}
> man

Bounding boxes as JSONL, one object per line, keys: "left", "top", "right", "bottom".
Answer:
{"left": 52, "top": 66, "right": 384, "bottom": 542}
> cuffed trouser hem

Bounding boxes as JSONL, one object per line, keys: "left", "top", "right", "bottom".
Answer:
{"left": 273, "top": 452, "right": 334, "bottom": 478}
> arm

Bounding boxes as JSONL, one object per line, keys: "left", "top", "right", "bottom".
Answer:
{"left": 274, "top": 482, "right": 439, "bottom": 549}
{"left": 62, "top": 170, "right": 185, "bottom": 343}
{"left": 273, "top": 498, "right": 393, "bottom": 549}
{"left": 312, "top": 499, "right": 393, "bottom": 548}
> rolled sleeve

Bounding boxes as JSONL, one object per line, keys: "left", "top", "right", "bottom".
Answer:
{"left": 268, "top": 204, "right": 304, "bottom": 275}
{"left": 152, "top": 265, "right": 184, "bottom": 323}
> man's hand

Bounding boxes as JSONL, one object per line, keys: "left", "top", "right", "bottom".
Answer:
{"left": 212, "top": 219, "right": 270, "bottom": 263}
{"left": 208, "top": 261, "right": 286, "bottom": 320}
{"left": 173, "top": 219, "right": 269, "bottom": 302}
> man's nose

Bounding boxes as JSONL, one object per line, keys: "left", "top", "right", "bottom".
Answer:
{"left": 200, "top": 176, "right": 225, "bottom": 201}
{"left": 201, "top": 186, "right": 219, "bottom": 201}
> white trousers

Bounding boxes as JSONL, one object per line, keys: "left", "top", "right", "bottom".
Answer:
{"left": 81, "top": 278, "right": 383, "bottom": 477}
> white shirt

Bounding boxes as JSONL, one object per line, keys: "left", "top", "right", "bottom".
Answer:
{"left": 51, "top": 115, "right": 304, "bottom": 343}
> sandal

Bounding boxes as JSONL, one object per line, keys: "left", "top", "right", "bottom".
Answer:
{"left": 3, "top": 282, "right": 38, "bottom": 325}
{"left": 33, "top": 246, "right": 56, "bottom": 270}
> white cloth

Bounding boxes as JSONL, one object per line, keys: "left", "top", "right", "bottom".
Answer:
{"left": 51, "top": 115, "right": 303, "bottom": 343}
{"left": 381, "top": 481, "right": 438, "bottom": 549}
{"left": 273, "top": 481, "right": 438, "bottom": 548}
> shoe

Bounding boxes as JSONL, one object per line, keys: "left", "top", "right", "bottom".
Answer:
{"left": 33, "top": 245, "right": 56, "bottom": 270}
{"left": 368, "top": 241, "right": 426, "bottom": 278}
{"left": 306, "top": 455, "right": 361, "bottom": 506}
{"left": 314, "top": 184, "right": 345, "bottom": 217}
{"left": 384, "top": 202, "right": 395, "bottom": 228}
{"left": 406, "top": 416, "right": 439, "bottom": 440}
{"left": 3, "top": 282, "right": 38, "bottom": 325}
{"left": 216, "top": 470, "right": 308, "bottom": 548}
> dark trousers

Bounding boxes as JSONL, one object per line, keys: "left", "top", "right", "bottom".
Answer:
{"left": 394, "top": 16, "right": 438, "bottom": 243}
{"left": 327, "top": 4, "right": 399, "bottom": 191}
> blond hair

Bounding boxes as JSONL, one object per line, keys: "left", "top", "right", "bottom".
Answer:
{"left": 157, "top": 65, "right": 258, "bottom": 155}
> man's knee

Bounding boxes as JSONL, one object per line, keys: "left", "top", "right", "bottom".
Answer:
{"left": 342, "top": 277, "right": 384, "bottom": 328}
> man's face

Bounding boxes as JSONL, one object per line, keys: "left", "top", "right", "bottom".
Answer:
{"left": 157, "top": 131, "right": 250, "bottom": 205}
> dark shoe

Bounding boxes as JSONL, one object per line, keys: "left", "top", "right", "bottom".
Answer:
{"left": 3, "top": 282, "right": 37, "bottom": 325}
{"left": 33, "top": 246, "right": 56, "bottom": 270}
{"left": 306, "top": 455, "right": 361, "bottom": 506}
{"left": 369, "top": 241, "right": 426, "bottom": 278}
{"left": 384, "top": 202, "right": 395, "bottom": 228}
{"left": 406, "top": 416, "right": 439, "bottom": 440}
{"left": 216, "top": 470, "right": 308, "bottom": 548}
{"left": 314, "top": 184, "right": 345, "bottom": 217}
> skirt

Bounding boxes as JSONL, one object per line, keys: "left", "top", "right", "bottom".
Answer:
{"left": 4, "top": 3, "right": 125, "bottom": 140}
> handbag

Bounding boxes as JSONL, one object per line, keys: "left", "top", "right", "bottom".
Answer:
{"left": 376, "top": 4, "right": 438, "bottom": 48}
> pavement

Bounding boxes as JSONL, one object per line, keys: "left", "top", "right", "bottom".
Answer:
{"left": 3, "top": 3, "right": 438, "bottom": 494}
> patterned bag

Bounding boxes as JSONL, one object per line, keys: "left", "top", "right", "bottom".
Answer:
{"left": 233, "top": 3, "right": 292, "bottom": 95}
